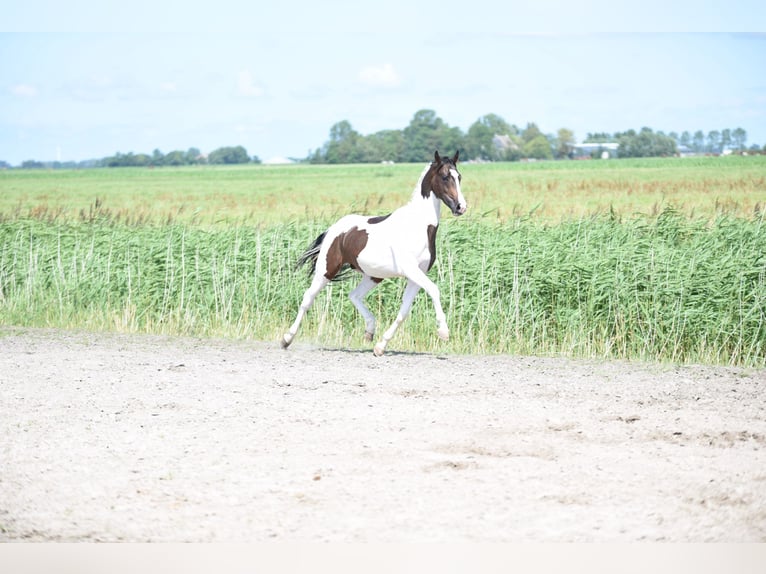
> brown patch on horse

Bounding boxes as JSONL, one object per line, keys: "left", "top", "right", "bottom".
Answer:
{"left": 427, "top": 224, "right": 438, "bottom": 271}
{"left": 420, "top": 162, "right": 439, "bottom": 199}
{"left": 324, "top": 226, "right": 369, "bottom": 279}
{"left": 368, "top": 213, "right": 391, "bottom": 224}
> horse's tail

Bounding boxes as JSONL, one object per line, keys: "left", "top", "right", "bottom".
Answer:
{"left": 295, "top": 229, "right": 353, "bottom": 281}
{"left": 296, "top": 230, "right": 327, "bottom": 275}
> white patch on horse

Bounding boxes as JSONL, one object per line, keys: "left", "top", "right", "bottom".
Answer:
{"left": 450, "top": 167, "right": 467, "bottom": 215}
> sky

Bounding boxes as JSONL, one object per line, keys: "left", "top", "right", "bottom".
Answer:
{"left": 2, "top": 1, "right": 766, "bottom": 165}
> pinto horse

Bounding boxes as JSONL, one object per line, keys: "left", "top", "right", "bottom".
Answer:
{"left": 281, "top": 150, "right": 467, "bottom": 356}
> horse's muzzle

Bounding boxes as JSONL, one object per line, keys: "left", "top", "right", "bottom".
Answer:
{"left": 453, "top": 204, "right": 467, "bottom": 216}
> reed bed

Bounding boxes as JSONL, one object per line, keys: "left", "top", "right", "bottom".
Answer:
{"left": 1, "top": 210, "right": 763, "bottom": 366}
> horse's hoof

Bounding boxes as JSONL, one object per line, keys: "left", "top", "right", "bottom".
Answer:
{"left": 281, "top": 334, "right": 292, "bottom": 349}
{"left": 373, "top": 343, "right": 386, "bottom": 357}
{"left": 437, "top": 327, "right": 450, "bottom": 341}
{"left": 364, "top": 331, "right": 374, "bottom": 342}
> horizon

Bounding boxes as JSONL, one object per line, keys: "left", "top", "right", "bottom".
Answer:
{"left": 3, "top": 117, "right": 759, "bottom": 168}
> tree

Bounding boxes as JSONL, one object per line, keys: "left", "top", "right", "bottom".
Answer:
{"left": 208, "top": 145, "right": 250, "bottom": 164}
{"left": 186, "top": 147, "right": 204, "bottom": 164}
{"left": 721, "top": 128, "right": 732, "bottom": 152}
{"left": 692, "top": 130, "right": 706, "bottom": 153}
{"left": 367, "top": 129, "right": 405, "bottom": 162}
{"left": 465, "top": 113, "right": 517, "bottom": 161}
{"left": 103, "top": 152, "right": 151, "bottom": 167}
{"left": 707, "top": 130, "right": 721, "bottom": 154}
{"left": 555, "top": 128, "right": 575, "bottom": 159}
{"left": 403, "top": 110, "right": 464, "bottom": 162}
{"left": 322, "top": 120, "right": 364, "bottom": 163}
{"left": 523, "top": 135, "right": 553, "bottom": 160}
{"left": 617, "top": 127, "right": 676, "bottom": 158}
{"left": 164, "top": 150, "right": 186, "bottom": 166}
{"left": 585, "top": 132, "right": 615, "bottom": 143}
{"left": 521, "top": 122, "right": 543, "bottom": 144}
{"left": 732, "top": 127, "right": 747, "bottom": 151}
{"left": 151, "top": 149, "right": 164, "bottom": 166}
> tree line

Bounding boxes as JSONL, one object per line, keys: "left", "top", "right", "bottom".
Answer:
{"left": 3, "top": 145, "right": 261, "bottom": 170}
{"left": 101, "top": 146, "right": 260, "bottom": 168}
{"left": 585, "top": 127, "right": 751, "bottom": 156}
{"left": 3, "top": 110, "right": 762, "bottom": 169}
{"left": 309, "top": 110, "right": 574, "bottom": 164}
{"left": 309, "top": 110, "right": 758, "bottom": 163}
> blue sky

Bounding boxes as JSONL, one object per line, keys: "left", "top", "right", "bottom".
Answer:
{"left": 2, "top": 1, "right": 765, "bottom": 164}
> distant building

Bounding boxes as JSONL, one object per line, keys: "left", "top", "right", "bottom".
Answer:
{"left": 262, "top": 156, "right": 295, "bottom": 165}
{"left": 572, "top": 142, "right": 620, "bottom": 159}
{"left": 492, "top": 134, "right": 519, "bottom": 152}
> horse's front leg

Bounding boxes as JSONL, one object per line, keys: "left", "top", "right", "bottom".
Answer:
{"left": 374, "top": 280, "right": 421, "bottom": 356}
{"left": 416, "top": 272, "right": 449, "bottom": 342}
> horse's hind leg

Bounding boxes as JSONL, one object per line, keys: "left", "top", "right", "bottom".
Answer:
{"left": 282, "top": 274, "right": 329, "bottom": 349}
{"left": 349, "top": 275, "right": 380, "bottom": 342}
{"left": 373, "top": 280, "right": 421, "bottom": 356}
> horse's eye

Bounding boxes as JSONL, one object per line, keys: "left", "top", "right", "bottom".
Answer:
{"left": 442, "top": 175, "right": 449, "bottom": 182}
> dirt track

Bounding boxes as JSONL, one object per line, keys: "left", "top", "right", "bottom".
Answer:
{"left": 1, "top": 328, "right": 764, "bottom": 541}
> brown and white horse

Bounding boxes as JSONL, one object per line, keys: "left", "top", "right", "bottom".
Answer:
{"left": 281, "top": 150, "right": 467, "bottom": 356}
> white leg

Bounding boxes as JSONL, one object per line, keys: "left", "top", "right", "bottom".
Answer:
{"left": 349, "top": 275, "right": 379, "bottom": 342}
{"left": 373, "top": 280, "right": 422, "bottom": 356}
{"left": 400, "top": 265, "right": 449, "bottom": 342}
{"left": 282, "top": 274, "right": 329, "bottom": 348}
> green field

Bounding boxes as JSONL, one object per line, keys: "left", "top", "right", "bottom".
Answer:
{"left": 1, "top": 157, "right": 765, "bottom": 365}
{"left": 2, "top": 155, "right": 765, "bottom": 225}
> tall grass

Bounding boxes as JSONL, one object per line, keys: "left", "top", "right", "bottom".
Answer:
{"left": 1, "top": 210, "right": 763, "bottom": 365}
{"left": 0, "top": 218, "right": 320, "bottom": 338}
{"left": 436, "top": 210, "right": 765, "bottom": 365}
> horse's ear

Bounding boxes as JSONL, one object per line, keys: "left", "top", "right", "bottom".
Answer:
{"left": 452, "top": 150, "right": 459, "bottom": 164}
{"left": 434, "top": 150, "right": 441, "bottom": 164}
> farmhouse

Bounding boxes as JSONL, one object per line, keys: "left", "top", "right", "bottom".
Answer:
{"left": 262, "top": 156, "right": 295, "bottom": 165}
{"left": 572, "top": 142, "right": 620, "bottom": 159}
{"left": 492, "top": 134, "right": 519, "bottom": 153}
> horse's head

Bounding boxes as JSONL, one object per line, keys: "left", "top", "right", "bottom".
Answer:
{"left": 421, "top": 150, "right": 467, "bottom": 216}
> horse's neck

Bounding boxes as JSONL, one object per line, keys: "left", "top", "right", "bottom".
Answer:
{"left": 406, "top": 189, "right": 441, "bottom": 225}
{"left": 405, "top": 166, "right": 441, "bottom": 225}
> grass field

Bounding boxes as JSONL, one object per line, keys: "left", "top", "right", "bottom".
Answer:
{"left": 1, "top": 157, "right": 765, "bottom": 365}
{"left": 2, "top": 155, "right": 765, "bottom": 225}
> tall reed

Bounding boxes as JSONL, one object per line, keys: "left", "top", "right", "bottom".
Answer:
{"left": 1, "top": 209, "right": 763, "bottom": 365}
{"left": 435, "top": 210, "right": 765, "bottom": 365}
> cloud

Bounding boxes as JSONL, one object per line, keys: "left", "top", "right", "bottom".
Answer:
{"left": 10, "top": 84, "right": 38, "bottom": 97}
{"left": 358, "top": 63, "right": 401, "bottom": 88}
{"left": 237, "top": 70, "right": 265, "bottom": 97}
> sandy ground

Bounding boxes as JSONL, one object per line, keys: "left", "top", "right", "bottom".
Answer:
{"left": 0, "top": 327, "right": 764, "bottom": 542}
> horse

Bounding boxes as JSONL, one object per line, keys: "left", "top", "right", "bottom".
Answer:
{"left": 281, "top": 150, "right": 467, "bottom": 356}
